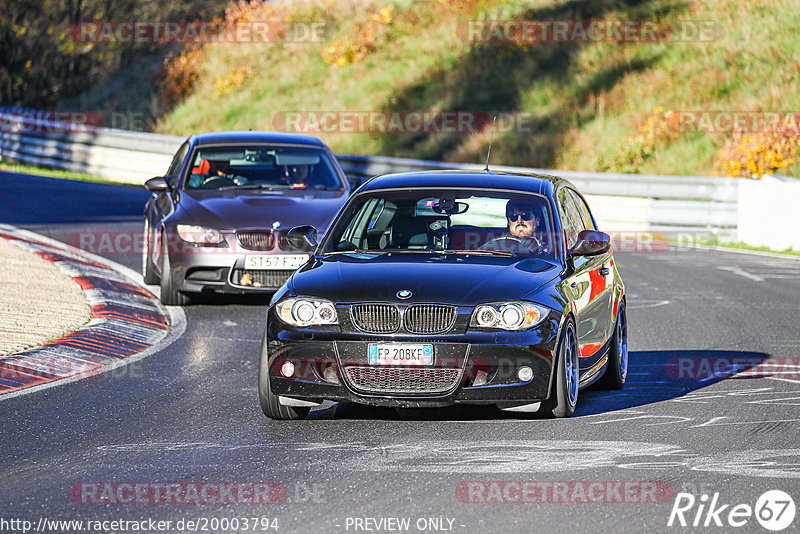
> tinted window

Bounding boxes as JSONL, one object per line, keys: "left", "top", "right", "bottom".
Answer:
{"left": 557, "top": 188, "right": 584, "bottom": 250}
{"left": 166, "top": 141, "right": 188, "bottom": 187}
{"left": 567, "top": 189, "right": 596, "bottom": 231}
{"left": 323, "top": 189, "right": 557, "bottom": 259}
{"left": 183, "top": 145, "right": 344, "bottom": 190}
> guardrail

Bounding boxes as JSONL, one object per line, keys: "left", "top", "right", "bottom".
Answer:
{"left": 335, "top": 154, "right": 742, "bottom": 236}
{"left": 1, "top": 107, "right": 798, "bottom": 249}
{"left": 0, "top": 110, "right": 181, "bottom": 183}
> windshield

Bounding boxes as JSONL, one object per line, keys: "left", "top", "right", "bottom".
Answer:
{"left": 183, "top": 145, "right": 344, "bottom": 190}
{"left": 322, "top": 189, "right": 558, "bottom": 260}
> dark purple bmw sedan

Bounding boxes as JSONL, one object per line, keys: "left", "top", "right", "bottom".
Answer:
{"left": 142, "top": 131, "right": 353, "bottom": 305}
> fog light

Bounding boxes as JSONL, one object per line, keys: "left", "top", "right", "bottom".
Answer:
{"left": 518, "top": 366, "right": 533, "bottom": 382}
{"left": 473, "top": 369, "right": 489, "bottom": 387}
{"left": 323, "top": 364, "right": 339, "bottom": 383}
{"left": 281, "top": 361, "right": 295, "bottom": 378}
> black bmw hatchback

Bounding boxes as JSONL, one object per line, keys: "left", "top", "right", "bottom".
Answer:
{"left": 259, "top": 170, "right": 627, "bottom": 419}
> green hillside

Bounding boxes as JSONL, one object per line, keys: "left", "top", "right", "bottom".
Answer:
{"left": 155, "top": 0, "right": 800, "bottom": 178}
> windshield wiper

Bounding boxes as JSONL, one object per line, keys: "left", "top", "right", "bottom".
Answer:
{"left": 445, "top": 249, "right": 516, "bottom": 257}
{"left": 217, "top": 184, "right": 274, "bottom": 191}
{"left": 321, "top": 249, "right": 378, "bottom": 255}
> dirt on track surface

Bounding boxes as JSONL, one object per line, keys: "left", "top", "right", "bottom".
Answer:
{"left": 0, "top": 237, "right": 91, "bottom": 356}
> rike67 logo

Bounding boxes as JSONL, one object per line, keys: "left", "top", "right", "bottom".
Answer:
{"left": 668, "top": 490, "right": 795, "bottom": 531}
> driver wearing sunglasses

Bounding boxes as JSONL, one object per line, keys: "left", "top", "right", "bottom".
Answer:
{"left": 506, "top": 202, "right": 539, "bottom": 239}
{"left": 501, "top": 200, "right": 550, "bottom": 253}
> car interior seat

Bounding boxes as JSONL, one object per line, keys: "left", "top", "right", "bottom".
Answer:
{"left": 390, "top": 217, "right": 430, "bottom": 249}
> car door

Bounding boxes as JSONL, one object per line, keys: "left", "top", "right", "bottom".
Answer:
{"left": 557, "top": 187, "right": 613, "bottom": 376}
{"left": 150, "top": 140, "right": 189, "bottom": 272}
{"left": 568, "top": 188, "right": 614, "bottom": 345}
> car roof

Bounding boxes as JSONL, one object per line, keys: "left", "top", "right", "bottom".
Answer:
{"left": 189, "top": 130, "right": 327, "bottom": 147}
{"left": 356, "top": 169, "right": 573, "bottom": 198}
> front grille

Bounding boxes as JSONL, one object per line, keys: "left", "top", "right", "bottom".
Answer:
{"left": 405, "top": 304, "right": 457, "bottom": 334}
{"left": 237, "top": 230, "right": 274, "bottom": 251}
{"left": 343, "top": 366, "right": 461, "bottom": 394}
{"left": 231, "top": 269, "right": 293, "bottom": 288}
{"left": 351, "top": 304, "right": 400, "bottom": 333}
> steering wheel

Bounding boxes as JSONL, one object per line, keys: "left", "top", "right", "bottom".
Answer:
{"left": 480, "top": 236, "right": 522, "bottom": 252}
{"left": 200, "top": 175, "right": 235, "bottom": 189}
{"left": 481, "top": 235, "right": 548, "bottom": 254}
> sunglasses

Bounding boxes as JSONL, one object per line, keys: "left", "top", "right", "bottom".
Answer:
{"left": 507, "top": 209, "right": 535, "bottom": 221}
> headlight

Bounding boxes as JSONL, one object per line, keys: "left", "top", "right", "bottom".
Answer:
{"left": 470, "top": 302, "right": 549, "bottom": 331}
{"left": 176, "top": 224, "right": 224, "bottom": 245}
{"left": 277, "top": 298, "right": 338, "bottom": 327}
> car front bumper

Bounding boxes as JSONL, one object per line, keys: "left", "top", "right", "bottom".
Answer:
{"left": 168, "top": 248, "right": 302, "bottom": 294}
{"left": 265, "top": 313, "right": 560, "bottom": 409}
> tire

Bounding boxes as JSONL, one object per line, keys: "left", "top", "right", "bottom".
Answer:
{"left": 596, "top": 303, "right": 628, "bottom": 390}
{"left": 142, "top": 217, "right": 160, "bottom": 285}
{"left": 159, "top": 232, "right": 192, "bottom": 306}
{"left": 258, "top": 333, "right": 310, "bottom": 420}
{"left": 538, "top": 319, "right": 579, "bottom": 418}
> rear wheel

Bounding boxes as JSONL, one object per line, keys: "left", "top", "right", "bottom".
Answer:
{"left": 596, "top": 303, "right": 627, "bottom": 390}
{"left": 159, "top": 233, "right": 192, "bottom": 306}
{"left": 538, "top": 319, "right": 578, "bottom": 418}
{"left": 142, "top": 217, "right": 159, "bottom": 284}
{"left": 258, "top": 334, "right": 310, "bottom": 420}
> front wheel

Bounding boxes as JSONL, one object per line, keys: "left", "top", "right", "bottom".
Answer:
{"left": 258, "top": 334, "right": 310, "bottom": 420}
{"left": 597, "top": 303, "right": 627, "bottom": 389}
{"left": 538, "top": 319, "right": 579, "bottom": 418}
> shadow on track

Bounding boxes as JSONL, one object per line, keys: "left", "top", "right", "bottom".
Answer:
{"left": 297, "top": 350, "right": 770, "bottom": 421}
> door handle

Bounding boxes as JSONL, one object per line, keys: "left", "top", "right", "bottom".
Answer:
{"left": 599, "top": 267, "right": 610, "bottom": 276}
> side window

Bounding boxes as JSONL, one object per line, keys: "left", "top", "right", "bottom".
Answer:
{"left": 567, "top": 189, "right": 596, "bottom": 231}
{"left": 366, "top": 200, "right": 386, "bottom": 230}
{"left": 338, "top": 198, "right": 379, "bottom": 250}
{"left": 557, "top": 188, "right": 583, "bottom": 250}
{"left": 166, "top": 141, "right": 189, "bottom": 187}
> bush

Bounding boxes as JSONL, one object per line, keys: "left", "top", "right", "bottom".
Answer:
{"left": 714, "top": 117, "right": 800, "bottom": 178}
{"left": 600, "top": 107, "right": 681, "bottom": 173}
{"left": 159, "top": 45, "right": 205, "bottom": 108}
{"left": 320, "top": 5, "right": 394, "bottom": 67}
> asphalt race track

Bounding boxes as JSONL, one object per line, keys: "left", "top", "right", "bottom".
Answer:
{"left": 2, "top": 170, "right": 800, "bottom": 533}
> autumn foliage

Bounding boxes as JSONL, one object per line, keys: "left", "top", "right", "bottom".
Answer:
{"left": 714, "top": 118, "right": 800, "bottom": 178}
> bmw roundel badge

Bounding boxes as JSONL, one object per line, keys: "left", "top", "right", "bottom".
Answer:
{"left": 396, "top": 289, "right": 413, "bottom": 299}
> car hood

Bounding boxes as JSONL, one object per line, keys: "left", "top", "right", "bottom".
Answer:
{"left": 291, "top": 253, "right": 562, "bottom": 305}
{"left": 176, "top": 189, "right": 348, "bottom": 233}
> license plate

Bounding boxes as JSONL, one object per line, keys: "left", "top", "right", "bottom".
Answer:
{"left": 244, "top": 254, "right": 309, "bottom": 270}
{"left": 368, "top": 343, "right": 434, "bottom": 366}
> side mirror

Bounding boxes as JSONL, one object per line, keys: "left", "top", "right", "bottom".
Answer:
{"left": 568, "top": 230, "right": 610, "bottom": 257}
{"left": 286, "top": 225, "right": 318, "bottom": 252}
{"left": 145, "top": 176, "right": 169, "bottom": 192}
